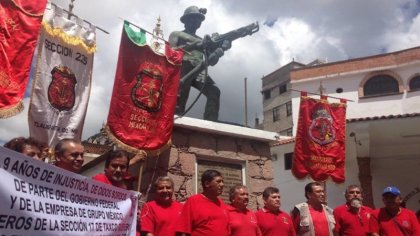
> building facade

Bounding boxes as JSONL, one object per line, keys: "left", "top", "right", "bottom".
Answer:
{"left": 260, "top": 61, "right": 305, "bottom": 135}
{"left": 270, "top": 46, "right": 420, "bottom": 211}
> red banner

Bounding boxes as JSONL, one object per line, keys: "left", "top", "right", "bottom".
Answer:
{"left": 292, "top": 92, "right": 347, "bottom": 183}
{"left": 0, "top": 0, "right": 47, "bottom": 118}
{"left": 106, "top": 22, "right": 183, "bottom": 155}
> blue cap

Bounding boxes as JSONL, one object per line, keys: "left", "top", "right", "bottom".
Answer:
{"left": 382, "top": 186, "right": 401, "bottom": 196}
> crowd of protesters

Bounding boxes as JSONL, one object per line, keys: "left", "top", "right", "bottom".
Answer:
{"left": 3, "top": 136, "right": 420, "bottom": 236}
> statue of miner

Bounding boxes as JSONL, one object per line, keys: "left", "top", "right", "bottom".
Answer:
{"left": 170, "top": 6, "right": 259, "bottom": 121}
{"left": 169, "top": 6, "right": 226, "bottom": 121}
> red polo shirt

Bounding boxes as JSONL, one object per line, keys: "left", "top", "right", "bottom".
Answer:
{"left": 226, "top": 204, "right": 261, "bottom": 236}
{"left": 255, "top": 208, "right": 296, "bottom": 236}
{"left": 333, "top": 204, "right": 372, "bottom": 236}
{"left": 140, "top": 200, "right": 183, "bottom": 236}
{"left": 370, "top": 207, "right": 420, "bottom": 236}
{"left": 92, "top": 173, "right": 112, "bottom": 185}
{"left": 175, "top": 194, "right": 229, "bottom": 236}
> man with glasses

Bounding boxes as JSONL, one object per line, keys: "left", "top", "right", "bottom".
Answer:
{"left": 333, "top": 185, "right": 372, "bottom": 236}
{"left": 54, "top": 138, "right": 84, "bottom": 173}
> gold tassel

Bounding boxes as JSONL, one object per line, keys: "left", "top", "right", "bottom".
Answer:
{"left": 104, "top": 125, "right": 171, "bottom": 157}
{"left": 0, "top": 101, "right": 24, "bottom": 119}
{"left": 42, "top": 22, "right": 96, "bottom": 54}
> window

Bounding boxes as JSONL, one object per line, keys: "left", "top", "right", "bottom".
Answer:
{"left": 279, "top": 128, "right": 293, "bottom": 136}
{"left": 409, "top": 75, "right": 420, "bottom": 91}
{"left": 363, "top": 74, "right": 399, "bottom": 97}
{"left": 271, "top": 154, "right": 278, "bottom": 161}
{"left": 263, "top": 90, "right": 271, "bottom": 100}
{"left": 279, "top": 84, "right": 287, "bottom": 94}
{"left": 284, "top": 152, "right": 293, "bottom": 170}
{"left": 272, "top": 106, "right": 280, "bottom": 122}
{"left": 286, "top": 101, "right": 292, "bottom": 116}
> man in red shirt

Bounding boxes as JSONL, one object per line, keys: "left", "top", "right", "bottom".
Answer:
{"left": 370, "top": 186, "right": 420, "bottom": 236}
{"left": 175, "top": 169, "right": 229, "bottom": 236}
{"left": 140, "top": 176, "right": 183, "bottom": 236}
{"left": 255, "top": 187, "right": 295, "bottom": 236}
{"left": 291, "top": 182, "right": 335, "bottom": 236}
{"left": 333, "top": 185, "right": 373, "bottom": 236}
{"left": 92, "top": 150, "right": 131, "bottom": 189}
{"left": 227, "top": 185, "right": 261, "bottom": 236}
{"left": 54, "top": 138, "right": 84, "bottom": 173}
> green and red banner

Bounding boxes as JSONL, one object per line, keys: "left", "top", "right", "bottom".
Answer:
{"left": 292, "top": 92, "right": 347, "bottom": 183}
{"left": 106, "top": 21, "right": 183, "bottom": 155}
{"left": 0, "top": 0, "right": 48, "bottom": 118}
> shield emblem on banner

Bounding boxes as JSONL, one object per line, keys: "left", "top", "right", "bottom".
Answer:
{"left": 131, "top": 69, "right": 163, "bottom": 112}
{"left": 309, "top": 107, "right": 336, "bottom": 145}
{"left": 48, "top": 65, "right": 77, "bottom": 111}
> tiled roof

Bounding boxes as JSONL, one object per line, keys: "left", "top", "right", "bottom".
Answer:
{"left": 271, "top": 137, "right": 295, "bottom": 146}
{"left": 347, "top": 112, "right": 420, "bottom": 123}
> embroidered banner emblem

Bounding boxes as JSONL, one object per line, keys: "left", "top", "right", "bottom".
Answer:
{"left": 48, "top": 65, "right": 77, "bottom": 111}
{"left": 309, "top": 106, "right": 336, "bottom": 145}
{"left": 131, "top": 67, "right": 163, "bottom": 112}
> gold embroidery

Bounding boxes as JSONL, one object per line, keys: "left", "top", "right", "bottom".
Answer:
{"left": 0, "top": 70, "right": 19, "bottom": 90}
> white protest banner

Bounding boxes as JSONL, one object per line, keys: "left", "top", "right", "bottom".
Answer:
{"left": 0, "top": 146, "right": 138, "bottom": 235}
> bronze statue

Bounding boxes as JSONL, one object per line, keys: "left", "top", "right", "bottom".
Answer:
{"left": 169, "top": 6, "right": 259, "bottom": 121}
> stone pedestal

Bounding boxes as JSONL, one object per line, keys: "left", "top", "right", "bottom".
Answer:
{"left": 139, "top": 117, "right": 277, "bottom": 210}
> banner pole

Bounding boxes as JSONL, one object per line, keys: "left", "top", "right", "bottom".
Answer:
{"left": 290, "top": 88, "right": 354, "bottom": 102}
{"left": 137, "top": 161, "right": 144, "bottom": 192}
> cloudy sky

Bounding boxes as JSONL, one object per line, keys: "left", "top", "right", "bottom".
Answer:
{"left": 1, "top": 0, "right": 419, "bottom": 143}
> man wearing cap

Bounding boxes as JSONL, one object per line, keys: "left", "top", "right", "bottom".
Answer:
{"left": 169, "top": 6, "right": 231, "bottom": 121}
{"left": 370, "top": 186, "right": 420, "bottom": 236}
{"left": 333, "top": 185, "right": 372, "bottom": 236}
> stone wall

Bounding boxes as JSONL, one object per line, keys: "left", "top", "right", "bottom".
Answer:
{"left": 138, "top": 126, "right": 274, "bottom": 210}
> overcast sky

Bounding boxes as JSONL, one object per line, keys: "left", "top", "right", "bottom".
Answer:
{"left": 1, "top": 0, "right": 419, "bottom": 143}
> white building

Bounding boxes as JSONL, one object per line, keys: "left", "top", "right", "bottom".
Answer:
{"left": 272, "top": 46, "right": 420, "bottom": 212}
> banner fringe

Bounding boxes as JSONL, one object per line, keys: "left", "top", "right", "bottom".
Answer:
{"left": 42, "top": 22, "right": 96, "bottom": 54}
{"left": 0, "top": 102, "right": 24, "bottom": 119}
{"left": 104, "top": 125, "right": 171, "bottom": 157}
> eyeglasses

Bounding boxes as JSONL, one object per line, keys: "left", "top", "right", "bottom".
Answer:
{"left": 348, "top": 191, "right": 361, "bottom": 194}
{"left": 69, "top": 152, "right": 84, "bottom": 158}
